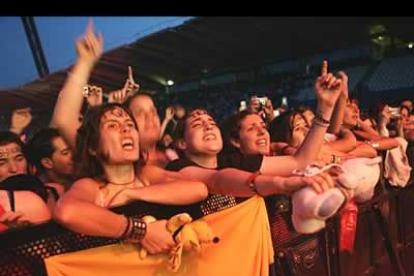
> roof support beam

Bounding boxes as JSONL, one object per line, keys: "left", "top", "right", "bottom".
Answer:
{"left": 21, "top": 17, "right": 50, "bottom": 78}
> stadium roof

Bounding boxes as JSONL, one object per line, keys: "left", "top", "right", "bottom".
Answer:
{"left": 2, "top": 16, "right": 413, "bottom": 113}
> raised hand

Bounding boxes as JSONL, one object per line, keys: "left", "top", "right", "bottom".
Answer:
{"left": 108, "top": 89, "right": 129, "bottom": 104}
{"left": 337, "top": 71, "right": 349, "bottom": 99}
{"left": 85, "top": 85, "right": 103, "bottom": 107}
{"left": 75, "top": 20, "right": 103, "bottom": 65}
{"left": 10, "top": 107, "right": 32, "bottom": 135}
{"left": 108, "top": 66, "right": 140, "bottom": 104}
{"left": 165, "top": 106, "right": 175, "bottom": 121}
{"left": 314, "top": 60, "right": 342, "bottom": 109}
{"left": 123, "top": 66, "right": 140, "bottom": 95}
{"left": 264, "top": 99, "right": 275, "bottom": 120}
{"left": 249, "top": 96, "right": 260, "bottom": 113}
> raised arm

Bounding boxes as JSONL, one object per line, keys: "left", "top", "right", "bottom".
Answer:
{"left": 51, "top": 21, "right": 103, "bottom": 149}
{"left": 108, "top": 66, "right": 140, "bottom": 104}
{"left": 328, "top": 71, "right": 348, "bottom": 134}
{"left": 352, "top": 119, "right": 382, "bottom": 141}
{"left": 9, "top": 108, "right": 32, "bottom": 136}
{"left": 326, "top": 129, "right": 357, "bottom": 153}
{"left": 159, "top": 106, "right": 175, "bottom": 139}
{"left": 260, "top": 61, "right": 343, "bottom": 176}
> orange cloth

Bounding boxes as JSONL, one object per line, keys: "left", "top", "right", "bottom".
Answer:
{"left": 45, "top": 195, "right": 274, "bottom": 276}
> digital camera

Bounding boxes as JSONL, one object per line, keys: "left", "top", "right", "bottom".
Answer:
{"left": 256, "top": 96, "right": 268, "bottom": 107}
{"left": 389, "top": 107, "right": 401, "bottom": 118}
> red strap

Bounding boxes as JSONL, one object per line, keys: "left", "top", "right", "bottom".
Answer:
{"left": 339, "top": 200, "right": 358, "bottom": 253}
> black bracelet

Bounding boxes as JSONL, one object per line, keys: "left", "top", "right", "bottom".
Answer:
{"left": 313, "top": 119, "right": 329, "bottom": 128}
{"left": 314, "top": 112, "right": 331, "bottom": 126}
{"left": 123, "top": 217, "right": 147, "bottom": 244}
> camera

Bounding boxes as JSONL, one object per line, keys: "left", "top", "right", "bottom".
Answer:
{"left": 82, "top": 85, "right": 90, "bottom": 97}
{"left": 239, "top": 100, "right": 247, "bottom": 112}
{"left": 256, "top": 96, "right": 268, "bottom": 107}
{"left": 389, "top": 107, "right": 401, "bottom": 118}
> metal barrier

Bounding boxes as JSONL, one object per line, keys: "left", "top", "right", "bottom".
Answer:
{"left": 271, "top": 184, "right": 414, "bottom": 276}
{"left": 0, "top": 184, "right": 413, "bottom": 276}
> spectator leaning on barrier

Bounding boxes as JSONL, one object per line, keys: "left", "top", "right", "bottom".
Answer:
{"left": 0, "top": 131, "right": 51, "bottom": 231}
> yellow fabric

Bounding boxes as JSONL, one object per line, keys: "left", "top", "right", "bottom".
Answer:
{"left": 45, "top": 195, "right": 274, "bottom": 276}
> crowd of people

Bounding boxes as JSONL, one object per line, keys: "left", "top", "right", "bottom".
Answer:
{"left": 1, "top": 21, "right": 413, "bottom": 274}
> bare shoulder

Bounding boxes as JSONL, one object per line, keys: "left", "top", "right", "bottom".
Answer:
{"left": 15, "top": 191, "right": 47, "bottom": 207}
{"left": 140, "top": 164, "right": 164, "bottom": 183}
{"left": 71, "top": 177, "right": 101, "bottom": 189}
{"left": 140, "top": 164, "right": 179, "bottom": 185}
{"left": 141, "top": 164, "right": 164, "bottom": 175}
{"left": 64, "top": 177, "right": 102, "bottom": 201}
{"left": 14, "top": 191, "right": 52, "bottom": 224}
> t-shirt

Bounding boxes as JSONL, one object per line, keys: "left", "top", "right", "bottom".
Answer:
{"left": 166, "top": 152, "right": 263, "bottom": 172}
{"left": 217, "top": 152, "right": 263, "bottom": 172}
{"left": 166, "top": 156, "right": 245, "bottom": 215}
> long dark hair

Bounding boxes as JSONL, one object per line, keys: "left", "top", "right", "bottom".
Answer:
{"left": 74, "top": 103, "right": 146, "bottom": 183}
{"left": 268, "top": 110, "right": 299, "bottom": 144}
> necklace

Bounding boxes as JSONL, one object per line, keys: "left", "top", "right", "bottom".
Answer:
{"left": 107, "top": 178, "right": 136, "bottom": 186}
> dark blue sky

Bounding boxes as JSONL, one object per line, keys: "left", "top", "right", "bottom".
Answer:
{"left": 0, "top": 16, "right": 192, "bottom": 90}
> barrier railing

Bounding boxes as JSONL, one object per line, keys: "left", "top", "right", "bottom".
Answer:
{"left": 0, "top": 184, "right": 413, "bottom": 276}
